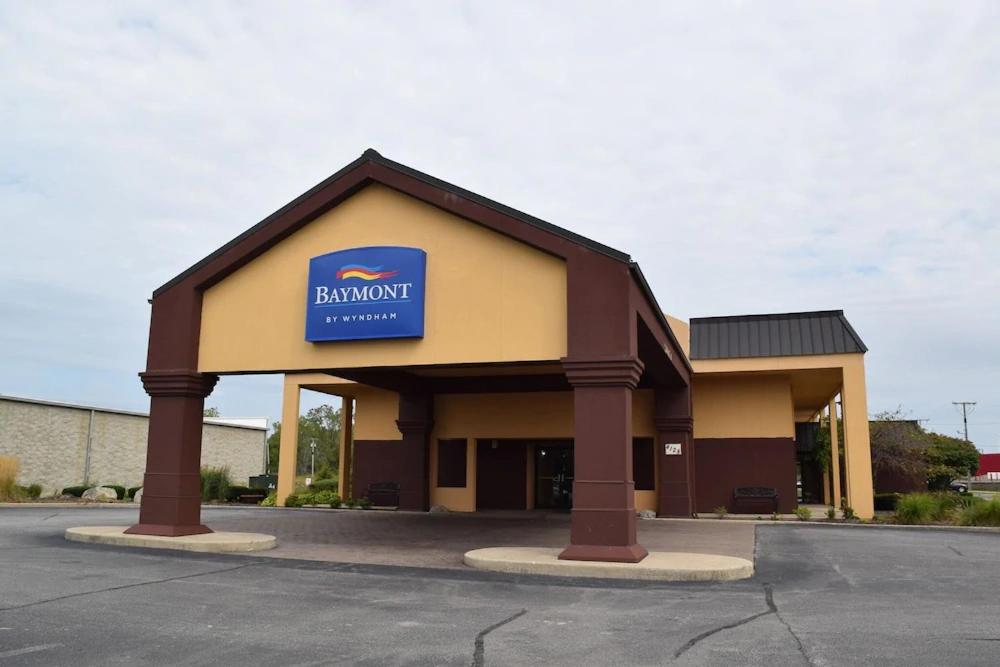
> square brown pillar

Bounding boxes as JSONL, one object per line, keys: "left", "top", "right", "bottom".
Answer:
{"left": 655, "top": 385, "right": 695, "bottom": 517}
{"left": 126, "top": 370, "right": 218, "bottom": 537}
{"left": 395, "top": 393, "right": 433, "bottom": 512}
{"left": 560, "top": 357, "right": 647, "bottom": 563}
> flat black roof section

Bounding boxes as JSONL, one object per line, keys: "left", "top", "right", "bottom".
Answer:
{"left": 689, "top": 310, "right": 867, "bottom": 360}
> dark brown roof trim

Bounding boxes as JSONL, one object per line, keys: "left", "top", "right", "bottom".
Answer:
{"left": 153, "top": 149, "right": 629, "bottom": 297}
{"left": 629, "top": 262, "right": 694, "bottom": 374}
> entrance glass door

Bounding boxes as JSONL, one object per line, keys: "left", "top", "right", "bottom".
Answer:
{"left": 534, "top": 441, "right": 573, "bottom": 510}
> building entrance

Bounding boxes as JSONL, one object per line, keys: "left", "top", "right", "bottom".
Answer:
{"left": 534, "top": 440, "right": 574, "bottom": 510}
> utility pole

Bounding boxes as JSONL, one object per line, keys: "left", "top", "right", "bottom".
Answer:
{"left": 953, "top": 401, "right": 977, "bottom": 491}
{"left": 952, "top": 401, "right": 977, "bottom": 442}
{"left": 309, "top": 439, "right": 317, "bottom": 480}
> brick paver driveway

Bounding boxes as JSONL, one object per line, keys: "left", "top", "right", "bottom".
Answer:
{"left": 205, "top": 506, "right": 756, "bottom": 568}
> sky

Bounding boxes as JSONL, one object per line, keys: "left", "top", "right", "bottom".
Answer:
{"left": 2, "top": 2, "right": 998, "bottom": 451}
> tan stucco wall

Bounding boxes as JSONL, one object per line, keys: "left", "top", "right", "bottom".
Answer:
{"left": 0, "top": 398, "right": 265, "bottom": 496}
{"left": 692, "top": 374, "right": 795, "bottom": 439}
{"left": 422, "top": 390, "right": 655, "bottom": 511}
{"left": 198, "top": 184, "right": 568, "bottom": 373}
{"left": 666, "top": 315, "right": 690, "bottom": 359}
{"left": 353, "top": 387, "right": 400, "bottom": 441}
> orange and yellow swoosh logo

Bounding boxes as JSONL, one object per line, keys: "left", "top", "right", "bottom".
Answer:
{"left": 336, "top": 264, "right": 399, "bottom": 281}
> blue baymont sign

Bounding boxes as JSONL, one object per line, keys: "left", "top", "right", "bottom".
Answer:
{"left": 305, "top": 246, "right": 426, "bottom": 342}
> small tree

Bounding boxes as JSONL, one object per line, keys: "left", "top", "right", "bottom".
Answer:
{"left": 265, "top": 404, "right": 343, "bottom": 475}
{"left": 869, "top": 408, "right": 928, "bottom": 490}
{"left": 203, "top": 407, "right": 221, "bottom": 418}
{"left": 925, "top": 432, "right": 979, "bottom": 490}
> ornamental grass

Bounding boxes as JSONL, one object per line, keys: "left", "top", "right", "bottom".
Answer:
{"left": 958, "top": 497, "right": 1000, "bottom": 527}
{"left": 0, "top": 455, "right": 19, "bottom": 501}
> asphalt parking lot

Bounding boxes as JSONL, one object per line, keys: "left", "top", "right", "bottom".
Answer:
{"left": 2, "top": 507, "right": 999, "bottom": 666}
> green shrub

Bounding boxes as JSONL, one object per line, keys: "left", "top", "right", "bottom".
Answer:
{"left": 127, "top": 486, "right": 142, "bottom": 499}
{"left": 826, "top": 507, "right": 836, "bottom": 520}
{"left": 357, "top": 497, "right": 372, "bottom": 510}
{"left": 341, "top": 497, "right": 355, "bottom": 508}
{"left": 61, "top": 485, "right": 89, "bottom": 497}
{"left": 15, "top": 483, "right": 42, "bottom": 499}
{"left": 794, "top": 507, "right": 812, "bottom": 521}
{"left": 713, "top": 506, "right": 727, "bottom": 519}
{"left": 314, "top": 490, "right": 336, "bottom": 505}
{"left": 311, "top": 479, "right": 340, "bottom": 493}
{"left": 894, "top": 493, "right": 959, "bottom": 524}
{"left": 328, "top": 494, "right": 342, "bottom": 508}
{"left": 104, "top": 485, "right": 126, "bottom": 500}
{"left": 224, "top": 485, "right": 254, "bottom": 502}
{"left": 874, "top": 493, "right": 902, "bottom": 512}
{"left": 259, "top": 492, "right": 277, "bottom": 507}
{"left": 200, "top": 466, "right": 231, "bottom": 502}
{"left": 284, "top": 494, "right": 303, "bottom": 508}
{"left": 958, "top": 498, "right": 1000, "bottom": 526}
{"left": 841, "top": 502, "right": 856, "bottom": 521}
{"left": 298, "top": 492, "right": 317, "bottom": 506}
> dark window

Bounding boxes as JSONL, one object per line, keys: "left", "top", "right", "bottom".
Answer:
{"left": 633, "top": 437, "right": 655, "bottom": 491}
{"left": 437, "top": 439, "right": 467, "bottom": 488}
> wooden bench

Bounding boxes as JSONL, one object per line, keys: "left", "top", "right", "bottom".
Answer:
{"left": 732, "top": 486, "right": 779, "bottom": 513}
{"left": 366, "top": 482, "right": 400, "bottom": 508}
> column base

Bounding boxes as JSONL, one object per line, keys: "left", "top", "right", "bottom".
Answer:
{"left": 124, "top": 523, "right": 213, "bottom": 537}
{"left": 558, "top": 543, "right": 649, "bottom": 563}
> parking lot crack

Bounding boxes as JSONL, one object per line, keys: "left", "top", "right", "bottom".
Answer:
{"left": 766, "top": 583, "right": 816, "bottom": 667}
{"left": 470, "top": 608, "right": 526, "bottom": 667}
{"left": 0, "top": 563, "right": 253, "bottom": 612}
{"left": 672, "top": 606, "right": 773, "bottom": 660}
{"left": 674, "top": 583, "right": 814, "bottom": 664}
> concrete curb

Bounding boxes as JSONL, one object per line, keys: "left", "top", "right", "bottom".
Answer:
{"left": 652, "top": 517, "right": 1000, "bottom": 533}
{"left": 464, "top": 547, "right": 754, "bottom": 582}
{"left": 763, "top": 520, "right": 1000, "bottom": 534}
{"left": 65, "top": 526, "right": 278, "bottom": 553}
{"left": 0, "top": 502, "right": 136, "bottom": 508}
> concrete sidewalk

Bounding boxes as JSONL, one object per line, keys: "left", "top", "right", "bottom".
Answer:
{"left": 203, "top": 508, "right": 757, "bottom": 569}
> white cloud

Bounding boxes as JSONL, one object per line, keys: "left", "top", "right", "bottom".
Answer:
{"left": 1, "top": 1, "right": 998, "bottom": 449}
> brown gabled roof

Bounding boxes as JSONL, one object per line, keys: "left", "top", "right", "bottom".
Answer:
{"left": 151, "top": 149, "right": 691, "bottom": 374}
{"left": 155, "top": 149, "right": 630, "bottom": 296}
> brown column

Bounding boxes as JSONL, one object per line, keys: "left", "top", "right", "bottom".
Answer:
{"left": 655, "top": 385, "right": 695, "bottom": 517}
{"left": 560, "top": 357, "right": 647, "bottom": 563}
{"left": 395, "top": 393, "right": 433, "bottom": 511}
{"left": 126, "top": 370, "right": 218, "bottom": 536}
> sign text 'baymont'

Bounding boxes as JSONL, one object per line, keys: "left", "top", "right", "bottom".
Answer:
{"left": 305, "top": 246, "right": 426, "bottom": 342}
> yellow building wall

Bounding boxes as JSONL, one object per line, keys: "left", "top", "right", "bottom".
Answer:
{"left": 198, "top": 184, "right": 568, "bottom": 373}
{"left": 348, "top": 389, "right": 655, "bottom": 512}
{"left": 352, "top": 387, "right": 399, "bottom": 441}
{"left": 692, "top": 374, "right": 795, "bottom": 439}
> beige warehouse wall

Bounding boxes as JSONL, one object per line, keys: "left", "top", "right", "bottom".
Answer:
{"left": 0, "top": 400, "right": 90, "bottom": 496}
{"left": 692, "top": 375, "right": 795, "bottom": 439}
{"left": 0, "top": 398, "right": 266, "bottom": 496}
{"left": 199, "top": 184, "right": 568, "bottom": 373}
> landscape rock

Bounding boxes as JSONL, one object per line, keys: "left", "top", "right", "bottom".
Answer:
{"left": 132, "top": 488, "right": 143, "bottom": 503}
{"left": 82, "top": 486, "right": 118, "bottom": 502}
{"left": 429, "top": 505, "right": 450, "bottom": 513}
{"left": 637, "top": 509, "right": 657, "bottom": 520}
